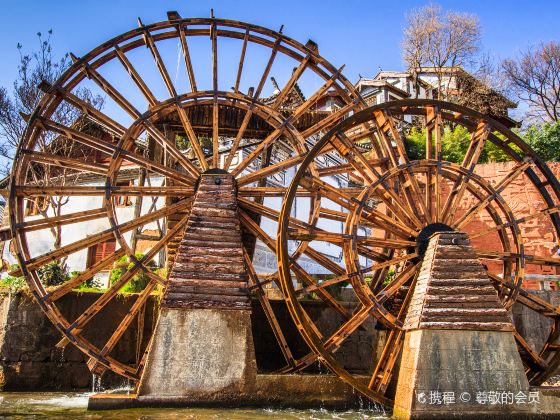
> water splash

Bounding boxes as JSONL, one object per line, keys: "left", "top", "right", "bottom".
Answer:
{"left": 91, "top": 374, "right": 102, "bottom": 393}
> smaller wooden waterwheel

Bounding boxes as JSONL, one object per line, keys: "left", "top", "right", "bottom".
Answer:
{"left": 7, "top": 12, "right": 364, "bottom": 380}
{"left": 277, "top": 99, "right": 560, "bottom": 405}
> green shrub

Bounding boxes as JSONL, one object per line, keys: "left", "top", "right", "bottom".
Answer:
{"left": 383, "top": 268, "right": 396, "bottom": 285}
{"left": 523, "top": 121, "right": 560, "bottom": 162}
{"left": 405, "top": 125, "right": 515, "bottom": 164}
{"left": 110, "top": 253, "right": 158, "bottom": 293}
{"left": 0, "top": 264, "right": 27, "bottom": 291}
{"left": 38, "top": 261, "right": 69, "bottom": 287}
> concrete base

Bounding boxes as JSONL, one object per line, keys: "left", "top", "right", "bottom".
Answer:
{"left": 137, "top": 307, "right": 256, "bottom": 401}
{"left": 393, "top": 329, "right": 536, "bottom": 418}
{"left": 89, "top": 374, "right": 369, "bottom": 410}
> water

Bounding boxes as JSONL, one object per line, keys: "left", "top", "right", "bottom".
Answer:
{"left": 0, "top": 392, "right": 389, "bottom": 419}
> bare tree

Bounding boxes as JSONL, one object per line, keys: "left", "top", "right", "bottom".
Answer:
{"left": 502, "top": 42, "right": 560, "bottom": 123}
{"left": 402, "top": 4, "right": 481, "bottom": 99}
{"left": 0, "top": 30, "right": 103, "bottom": 251}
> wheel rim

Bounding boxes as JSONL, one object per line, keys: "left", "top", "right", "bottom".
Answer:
{"left": 277, "top": 99, "right": 560, "bottom": 405}
{"left": 8, "top": 14, "right": 363, "bottom": 379}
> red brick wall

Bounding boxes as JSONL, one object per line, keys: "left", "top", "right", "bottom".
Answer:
{"left": 464, "top": 162, "right": 560, "bottom": 290}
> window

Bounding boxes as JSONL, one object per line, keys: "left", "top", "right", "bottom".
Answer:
{"left": 87, "top": 239, "right": 116, "bottom": 267}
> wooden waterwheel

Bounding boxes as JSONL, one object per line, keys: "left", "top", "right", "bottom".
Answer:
{"left": 7, "top": 12, "right": 364, "bottom": 380}
{"left": 277, "top": 99, "right": 560, "bottom": 405}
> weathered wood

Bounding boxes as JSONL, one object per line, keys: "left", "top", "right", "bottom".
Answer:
{"left": 162, "top": 173, "right": 250, "bottom": 308}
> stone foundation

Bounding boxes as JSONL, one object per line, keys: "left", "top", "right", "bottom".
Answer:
{"left": 393, "top": 329, "right": 535, "bottom": 418}
{"left": 0, "top": 290, "right": 558, "bottom": 392}
{"left": 137, "top": 308, "right": 256, "bottom": 400}
{"left": 90, "top": 374, "right": 368, "bottom": 410}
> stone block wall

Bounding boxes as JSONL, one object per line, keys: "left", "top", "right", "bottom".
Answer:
{"left": 0, "top": 288, "right": 557, "bottom": 391}
{"left": 0, "top": 291, "right": 381, "bottom": 391}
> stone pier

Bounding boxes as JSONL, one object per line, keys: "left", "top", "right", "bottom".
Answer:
{"left": 393, "top": 232, "right": 535, "bottom": 418}
{"left": 137, "top": 171, "right": 257, "bottom": 402}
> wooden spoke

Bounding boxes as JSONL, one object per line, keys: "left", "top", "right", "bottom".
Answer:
{"left": 253, "top": 35, "right": 281, "bottom": 100}
{"left": 139, "top": 18, "right": 177, "bottom": 97}
{"left": 477, "top": 250, "right": 560, "bottom": 267}
{"left": 301, "top": 102, "right": 356, "bottom": 139}
{"left": 243, "top": 249, "right": 296, "bottom": 368}
{"left": 17, "top": 208, "right": 108, "bottom": 233}
{"left": 317, "top": 159, "right": 388, "bottom": 177}
{"left": 73, "top": 57, "right": 141, "bottom": 119}
{"left": 514, "top": 330, "right": 549, "bottom": 372}
{"left": 67, "top": 209, "right": 190, "bottom": 334}
{"left": 38, "top": 81, "right": 126, "bottom": 136}
{"left": 453, "top": 159, "right": 532, "bottom": 230}
{"left": 100, "top": 279, "right": 158, "bottom": 357}
{"left": 425, "top": 106, "right": 443, "bottom": 222}
{"left": 176, "top": 106, "right": 208, "bottom": 171}
{"left": 271, "top": 54, "right": 310, "bottom": 110}
{"left": 370, "top": 273, "right": 417, "bottom": 392}
{"left": 22, "top": 150, "right": 109, "bottom": 175}
{"left": 36, "top": 117, "right": 194, "bottom": 185}
{"left": 238, "top": 197, "right": 309, "bottom": 230}
{"left": 323, "top": 304, "right": 374, "bottom": 351}
{"left": 470, "top": 204, "right": 560, "bottom": 240}
{"left": 211, "top": 18, "right": 219, "bottom": 168}
{"left": 223, "top": 108, "right": 253, "bottom": 171}
{"left": 13, "top": 199, "right": 191, "bottom": 275}
{"left": 442, "top": 120, "right": 490, "bottom": 224}
{"left": 143, "top": 120, "right": 201, "bottom": 177}
{"left": 488, "top": 272, "right": 560, "bottom": 318}
{"left": 236, "top": 154, "right": 304, "bottom": 186}
{"left": 233, "top": 29, "right": 249, "bottom": 93}
{"left": 377, "top": 262, "right": 420, "bottom": 303}
{"left": 212, "top": 99, "right": 219, "bottom": 168}
{"left": 290, "top": 262, "right": 352, "bottom": 320}
{"left": 114, "top": 45, "right": 159, "bottom": 107}
{"left": 46, "top": 248, "right": 127, "bottom": 303}
{"left": 231, "top": 126, "right": 284, "bottom": 176}
{"left": 15, "top": 185, "right": 193, "bottom": 197}
{"left": 176, "top": 22, "right": 197, "bottom": 92}
{"left": 287, "top": 229, "right": 415, "bottom": 248}
{"left": 291, "top": 66, "right": 345, "bottom": 120}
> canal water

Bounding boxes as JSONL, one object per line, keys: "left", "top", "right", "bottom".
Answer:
{"left": 0, "top": 392, "right": 389, "bottom": 419}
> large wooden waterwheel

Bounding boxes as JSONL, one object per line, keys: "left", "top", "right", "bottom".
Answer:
{"left": 277, "top": 100, "right": 560, "bottom": 405}
{"left": 7, "top": 12, "right": 364, "bottom": 380}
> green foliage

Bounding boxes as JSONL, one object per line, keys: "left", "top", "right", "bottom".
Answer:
{"left": 69, "top": 271, "right": 101, "bottom": 291}
{"left": 404, "top": 127, "right": 426, "bottom": 160}
{"left": 0, "top": 264, "right": 27, "bottom": 291}
{"left": 383, "top": 268, "right": 396, "bottom": 286}
{"left": 523, "top": 121, "right": 560, "bottom": 162}
{"left": 405, "top": 125, "right": 514, "bottom": 164}
{"left": 38, "top": 261, "right": 69, "bottom": 286}
{"left": 176, "top": 134, "right": 190, "bottom": 151}
{"left": 110, "top": 253, "right": 158, "bottom": 294}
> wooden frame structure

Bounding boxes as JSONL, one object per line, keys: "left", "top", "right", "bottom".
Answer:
{"left": 8, "top": 12, "right": 363, "bottom": 380}
{"left": 6, "top": 10, "right": 560, "bottom": 409}
{"left": 277, "top": 99, "right": 560, "bottom": 404}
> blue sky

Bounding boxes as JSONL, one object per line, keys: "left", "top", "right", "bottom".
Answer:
{"left": 0, "top": 2, "right": 553, "bottom": 221}
{"left": 0, "top": 0, "right": 559, "bottom": 104}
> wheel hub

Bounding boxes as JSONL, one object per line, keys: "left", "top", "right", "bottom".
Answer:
{"left": 415, "top": 223, "right": 454, "bottom": 258}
